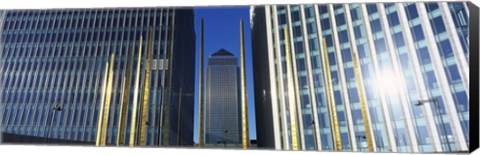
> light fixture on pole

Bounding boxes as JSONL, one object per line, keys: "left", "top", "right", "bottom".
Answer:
{"left": 415, "top": 98, "right": 452, "bottom": 152}
{"left": 46, "top": 105, "right": 62, "bottom": 144}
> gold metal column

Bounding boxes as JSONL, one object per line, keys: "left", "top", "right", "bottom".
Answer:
{"left": 352, "top": 52, "right": 374, "bottom": 152}
{"left": 284, "top": 27, "right": 299, "bottom": 150}
{"left": 116, "top": 48, "right": 134, "bottom": 146}
{"left": 101, "top": 54, "right": 115, "bottom": 145}
{"left": 95, "top": 59, "right": 110, "bottom": 146}
{"left": 198, "top": 18, "right": 205, "bottom": 147}
{"left": 129, "top": 36, "right": 143, "bottom": 147}
{"left": 321, "top": 38, "right": 342, "bottom": 151}
{"left": 139, "top": 28, "right": 155, "bottom": 146}
{"left": 240, "top": 19, "right": 250, "bottom": 149}
{"left": 95, "top": 53, "right": 115, "bottom": 146}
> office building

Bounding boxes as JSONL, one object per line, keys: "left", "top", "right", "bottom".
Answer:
{"left": 0, "top": 7, "right": 196, "bottom": 146}
{"left": 206, "top": 49, "right": 242, "bottom": 146}
{"left": 251, "top": 2, "right": 471, "bottom": 152}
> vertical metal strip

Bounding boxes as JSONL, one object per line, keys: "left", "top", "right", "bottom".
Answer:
{"left": 139, "top": 28, "right": 154, "bottom": 146}
{"left": 272, "top": 6, "right": 290, "bottom": 149}
{"left": 359, "top": 4, "right": 397, "bottom": 151}
{"left": 106, "top": 9, "right": 120, "bottom": 144}
{"left": 299, "top": 5, "right": 321, "bottom": 150}
{"left": 129, "top": 35, "right": 143, "bottom": 147}
{"left": 163, "top": 10, "right": 176, "bottom": 146}
{"left": 117, "top": 47, "right": 133, "bottom": 146}
{"left": 1, "top": 11, "right": 23, "bottom": 130}
{"left": 177, "top": 87, "right": 183, "bottom": 145}
{"left": 397, "top": 3, "right": 442, "bottom": 152}
{"left": 264, "top": 6, "right": 283, "bottom": 149}
{"left": 9, "top": 11, "right": 30, "bottom": 132}
{"left": 198, "top": 18, "right": 205, "bottom": 147}
{"left": 378, "top": 4, "right": 420, "bottom": 152}
{"left": 321, "top": 37, "right": 342, "bottom": 151}
{"left": 81, "top": 9, "right": 98, "bottom": 140}
{"left": 135, "top": 9, "right": 146, "bottom": 146}
{"left": 417, "top": 3, "right": 468, "bottom": 151}
{"left": 240, "top": 19, "right": 250, "bottom": 149}
{"left": 87, "top": 9, "right": 105, "bottom": 142}
{"left": 95, "top": 61, "right": 109, "bottom": 146}
{"left": 99, "top": 54, "right": 115, "bottom": 145}
{"left": 284, "top": 27, "right": 299, "bottom": 151}
{"left": 149, "top": 9, "right": 158, "bottom": 146}
{"left": 17, "top": 10, "right": 38, "bottom": 130}
{"left": 285, "top": 6, "right": 306, "bottom": 150}
{"left": 352, "top": 52, "right": 374, "bottom": 152}
{"left": 158, "top": 8, "right": 170, "bottom": 146}
{"left": 439, "top": 2, "right": 469, "bottom": 96}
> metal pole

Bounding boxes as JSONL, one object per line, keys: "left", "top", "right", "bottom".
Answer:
{"left": 434, "top": 99, "right": 452, "bottom": 152}
{"left": 224, "top": 130, "right": 228, "bottom": 148}
{"left": 240, "top": 19, "right": 250, "bottom": 150}
{"left": 46, "top": 106, "right": 61, "bottom": 144}
{"left": 198, "top": 18, "right": 205, "bottom": 147}
{"left": 45, "top": 110, "right": 54, "bottom": 144}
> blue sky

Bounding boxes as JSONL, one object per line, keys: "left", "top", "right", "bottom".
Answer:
{"left": 192, "top": 6, "right": 256, "bottom": 143}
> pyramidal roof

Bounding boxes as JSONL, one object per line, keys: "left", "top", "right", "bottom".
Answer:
{"left": 211, "top": 48, "right": 235, "bottom": 57}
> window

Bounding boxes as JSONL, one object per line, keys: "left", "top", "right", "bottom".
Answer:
{"left": 350, "top": 8, "right": 360, "bottom": 21}
{"left": 354, "top": 25, "right": 363, "bottom": 38}
{"left": 453, "top": 91, "right": 468, "bottom": 112}
{"left": 319, "top": 5, "right": 328, "bottom": 15}
{"left": 294, "top": 41, "right": 304, "bottom": 54}
{"left": 393, "top": 32, "right": 405, "bottom": 48}
{"left": 425, "top": 3, "right": 439, "bottom": 12}
{"left": 314, "top": 74, "right": 323, "bottom": 88}
{"left": 370, "top": 19, "right": 382, "bottom": 33}
{"left": 349, "top": 109, "right": 363, "bottom": 124}
{"left": 387, "top": 12, "right": 400, "bottom": 27}
{"left": 456, "top": 10, "right": 467, "bottom": 26}
{"left": 374, "top": 39, "right": 386, "bottom": 53}
{"left": 367, "top": 4, "right": 378, "bottom": 14}
{"left": 424, "top": 71, "right": 438, "bottom": 89}
{"left": 307, "top": 22, "right": 316, "bottom": 34}
{"left": 297, "top": 58, "right": 305, "bottom": 71}
{"left": 338, "top": 30, "right": 349, "bottom": 43}
{"left": 336, "top": 13, "right": 346, "bottom": 26}
{"left": 291, "top": 10, "right": 300, "bottom": 22}
{"left": 357, "top": 44, "right": 367, "bottom": 58}
{"left": 399, "top": 53, "right": 410, "bottom": 70}
{"left": 431, "top": 16, "right": 446, "bottom": 35}
{"left": 438, "top": 39, "right": 453, "bottom": 58}
{"left": 405, "top": 4, "right": 419, "bottom": 20}
{"left": 328, "top": 52, "right": 336, "bottom": 65}
{"left": 342, "top": 48, "right": 352, "bottom": 62}
{"left": 321, "top": 18, "right": 331, "bottom": 30}
{"left": 278, "top": 13, "right": 286, "bottom": 25}
{"left": 325, "top": 35, "right": 333, "bottom": 47}
{"left": 417, "top": 125, "right": 431, "bottom": 145}
{"left": 344, "top": 67, "right": 355, "bottom": 81}
{"left": 309, "top": 38, "right": 318, "bottom": 51}
{"left": 447, "top": 64, "right": 461, "bottom": 83}
{"left": 411, "top": 25, "right": 425, "bottom": 42}
{"left": 334, "top": 90, "right": 343, "bottom": 105}
{"left": 305, "top": 7, "right": 314, "bottom": 19}
{"left": 293, "top": 26, "right": 302, "bottom": 37}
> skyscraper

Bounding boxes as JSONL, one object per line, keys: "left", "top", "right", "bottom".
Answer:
{"left": 251, "top": 2, "right": 471, "bottom": 153}
{"left": 0, "top": 7, "right": 196, "bottom": 146}
{"left": 206, "top": 49, "right": 242, "bottom": 146}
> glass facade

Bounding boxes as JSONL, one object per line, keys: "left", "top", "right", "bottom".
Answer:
{"left": 251, "top": 2, "right": 470, "bottom": 153}
{"left": 0, "top": 8, "right": 196, "bottom": 146}
{"left": 205, "top": 49, "right": 242, "bottom": 145}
